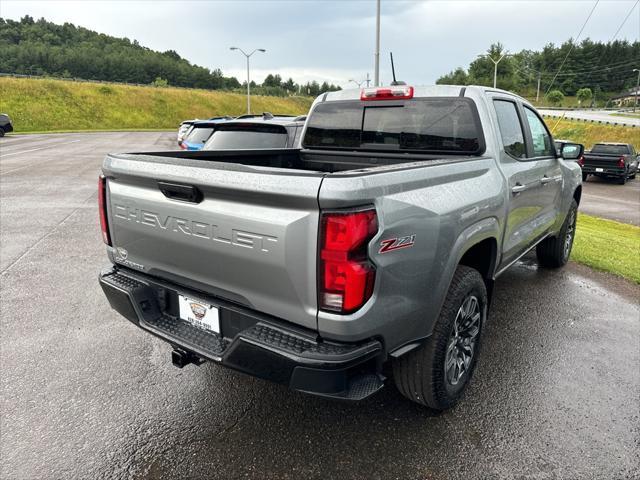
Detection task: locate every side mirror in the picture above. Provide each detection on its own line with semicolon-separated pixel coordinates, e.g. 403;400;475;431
560;142;584;160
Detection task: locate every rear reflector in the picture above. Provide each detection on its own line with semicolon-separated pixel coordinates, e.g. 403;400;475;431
361;86;414;101
98;175;111;246
319;208;378;314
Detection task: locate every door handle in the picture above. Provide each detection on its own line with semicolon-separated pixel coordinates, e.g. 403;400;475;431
540;176;553;185
158;182;203;203
511;183;526;194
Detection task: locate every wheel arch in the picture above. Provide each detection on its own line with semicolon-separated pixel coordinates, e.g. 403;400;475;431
573;185;582;205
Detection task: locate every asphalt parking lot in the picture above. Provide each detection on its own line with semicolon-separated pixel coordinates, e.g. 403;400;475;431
1;132;639;479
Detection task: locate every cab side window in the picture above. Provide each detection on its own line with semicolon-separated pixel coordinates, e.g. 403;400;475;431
493;100;526;159
523;107;555;157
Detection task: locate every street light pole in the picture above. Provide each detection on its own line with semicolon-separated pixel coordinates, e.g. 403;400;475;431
633;69;640;113
230;47;266;114
478;52;511;89
374;0;380;86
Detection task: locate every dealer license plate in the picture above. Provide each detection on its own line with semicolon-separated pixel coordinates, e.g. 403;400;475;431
595;168;604;172
178;295;220;333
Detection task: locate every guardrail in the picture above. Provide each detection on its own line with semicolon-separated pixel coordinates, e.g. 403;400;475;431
541;112;636;127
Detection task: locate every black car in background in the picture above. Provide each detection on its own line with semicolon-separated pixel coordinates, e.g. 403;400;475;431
581;142;639;185
0;113;13;136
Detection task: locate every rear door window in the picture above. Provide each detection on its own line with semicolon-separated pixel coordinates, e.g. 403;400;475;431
493;100;526;159
523;107;555;158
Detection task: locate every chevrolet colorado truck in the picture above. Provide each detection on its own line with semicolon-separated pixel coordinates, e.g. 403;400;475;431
581;142;639;184
99;85;583;410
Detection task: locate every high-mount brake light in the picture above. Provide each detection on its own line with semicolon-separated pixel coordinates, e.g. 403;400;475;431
360;86;414;101
318;208;378;314
98;175;111;246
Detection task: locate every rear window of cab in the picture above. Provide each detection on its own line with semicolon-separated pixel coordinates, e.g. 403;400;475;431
303;97;485;155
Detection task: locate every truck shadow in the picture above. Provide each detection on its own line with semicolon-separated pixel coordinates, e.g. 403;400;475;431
135;257;631;479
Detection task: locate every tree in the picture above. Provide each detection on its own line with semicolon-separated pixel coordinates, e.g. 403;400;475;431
262;74;282;88
151;77;168;87
547;90;564;106
576;87;592;105
436;67;468;85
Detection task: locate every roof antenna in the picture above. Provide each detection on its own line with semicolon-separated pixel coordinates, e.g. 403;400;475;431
389;52;406;86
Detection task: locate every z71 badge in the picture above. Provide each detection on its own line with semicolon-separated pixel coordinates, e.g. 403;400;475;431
378;234;416;254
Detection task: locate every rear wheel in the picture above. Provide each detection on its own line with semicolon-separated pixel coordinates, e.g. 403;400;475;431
0;128;4;137
536;199;577;268
393;265;487;410
581;172;588;182
618;175;627;185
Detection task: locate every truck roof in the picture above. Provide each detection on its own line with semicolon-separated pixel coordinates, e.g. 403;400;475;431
320;85;527;103
220;116;306;127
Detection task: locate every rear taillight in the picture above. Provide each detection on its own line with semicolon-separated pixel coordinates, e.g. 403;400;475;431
98;175;111;246
319;208;378;314
361;86;414;101
578;156;585;167
618;157;625;168
179;142;187;150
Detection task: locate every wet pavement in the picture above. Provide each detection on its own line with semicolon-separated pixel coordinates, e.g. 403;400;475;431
1;132;639;479
580;174;640;226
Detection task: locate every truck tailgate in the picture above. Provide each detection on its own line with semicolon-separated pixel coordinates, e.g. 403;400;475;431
102;153;322;331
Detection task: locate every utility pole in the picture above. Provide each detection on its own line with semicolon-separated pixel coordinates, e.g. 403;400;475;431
536;72;541;103
374;0;380;86
230;47;266;114
633;69;640;113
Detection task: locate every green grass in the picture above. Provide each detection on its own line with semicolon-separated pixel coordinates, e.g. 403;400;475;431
0;77;313;133
572;214;640;284
544;118;640;150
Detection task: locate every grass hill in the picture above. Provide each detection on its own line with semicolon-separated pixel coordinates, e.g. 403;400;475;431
546;117;639;150
0;77;313;133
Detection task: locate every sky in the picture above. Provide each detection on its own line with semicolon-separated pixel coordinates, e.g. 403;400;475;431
1;0;639;87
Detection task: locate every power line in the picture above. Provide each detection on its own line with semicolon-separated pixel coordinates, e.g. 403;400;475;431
515;59;640;78
544;0;600;97
584;0;640;84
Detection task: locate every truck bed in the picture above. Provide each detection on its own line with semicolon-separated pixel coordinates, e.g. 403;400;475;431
135;148;477;173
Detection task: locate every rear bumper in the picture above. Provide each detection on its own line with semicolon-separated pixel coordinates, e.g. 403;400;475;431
582;165;626;176
99;266;385;400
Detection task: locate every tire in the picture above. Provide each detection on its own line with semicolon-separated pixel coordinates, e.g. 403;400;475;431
536;199;578;268
393;265;487;410
0;128;4;138
581;172;588;182
617;175;627;185
631;174;636;180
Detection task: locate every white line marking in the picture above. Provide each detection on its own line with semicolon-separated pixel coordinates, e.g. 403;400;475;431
0;139;81;158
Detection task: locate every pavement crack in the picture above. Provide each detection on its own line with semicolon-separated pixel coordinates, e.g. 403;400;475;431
218;396;256;438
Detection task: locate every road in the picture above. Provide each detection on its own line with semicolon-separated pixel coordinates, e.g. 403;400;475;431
1;132;639;480
580;174;640;225
539;108;640;127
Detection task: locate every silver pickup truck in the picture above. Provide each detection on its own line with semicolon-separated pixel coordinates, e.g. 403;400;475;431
99;85;583;410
